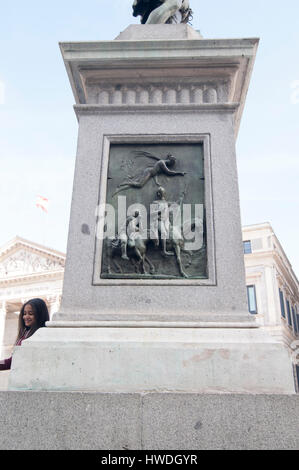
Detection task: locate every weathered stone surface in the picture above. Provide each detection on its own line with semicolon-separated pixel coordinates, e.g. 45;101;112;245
8;327;295;394
0;391;298;450
0;391;141;450
115;24;202;40
142;393;299;450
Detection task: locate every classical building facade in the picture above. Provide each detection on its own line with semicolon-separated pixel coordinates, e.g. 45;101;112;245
1;225;298;390
242;223;299;390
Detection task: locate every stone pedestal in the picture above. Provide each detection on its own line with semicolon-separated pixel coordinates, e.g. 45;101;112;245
55;25;259;326
9;327;295;393
8;25;295;393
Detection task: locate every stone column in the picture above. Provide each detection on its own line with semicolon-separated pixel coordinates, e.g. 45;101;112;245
264;265;281;326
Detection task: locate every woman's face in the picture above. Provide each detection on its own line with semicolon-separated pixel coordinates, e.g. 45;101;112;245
23;304;36;329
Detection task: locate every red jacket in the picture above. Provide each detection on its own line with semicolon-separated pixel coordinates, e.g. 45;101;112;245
0;329;32;371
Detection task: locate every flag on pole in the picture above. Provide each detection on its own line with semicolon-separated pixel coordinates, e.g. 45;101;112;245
36;195;49;213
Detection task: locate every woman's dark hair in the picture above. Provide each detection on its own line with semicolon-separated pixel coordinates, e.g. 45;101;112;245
16;298;49;344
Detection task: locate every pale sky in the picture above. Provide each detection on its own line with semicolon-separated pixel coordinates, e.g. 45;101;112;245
0;0;298;276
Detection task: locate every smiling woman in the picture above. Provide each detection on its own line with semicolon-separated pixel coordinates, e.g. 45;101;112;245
0;298;49;371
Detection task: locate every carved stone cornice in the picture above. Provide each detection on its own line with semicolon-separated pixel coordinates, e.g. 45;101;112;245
74;102;239;118
0;270;64;287
60;32;259;136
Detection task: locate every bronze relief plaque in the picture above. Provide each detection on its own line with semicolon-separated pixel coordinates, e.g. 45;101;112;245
100;143;207;280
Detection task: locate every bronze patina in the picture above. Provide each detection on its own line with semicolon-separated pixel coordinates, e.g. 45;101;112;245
101;144;207;280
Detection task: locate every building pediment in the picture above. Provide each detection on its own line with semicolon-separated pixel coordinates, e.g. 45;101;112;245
0;237;65;281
